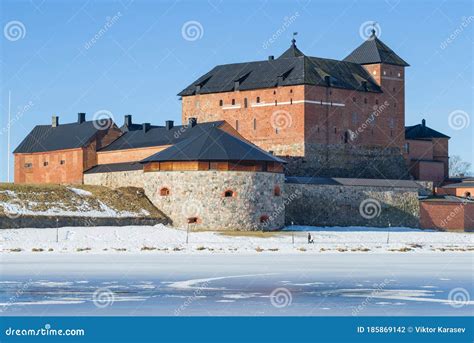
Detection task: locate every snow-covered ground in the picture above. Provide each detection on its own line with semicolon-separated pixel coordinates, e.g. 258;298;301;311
1;224;472;254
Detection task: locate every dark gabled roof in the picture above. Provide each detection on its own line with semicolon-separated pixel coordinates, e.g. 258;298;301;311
100;121;225;151
85;162;143;174
286;176;420;188
178;41;382;96
344;31;409;66
141;126;285;164
14;120;114;154
405;120;450;140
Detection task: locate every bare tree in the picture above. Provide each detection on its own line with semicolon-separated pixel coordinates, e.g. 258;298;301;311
449;155;472;177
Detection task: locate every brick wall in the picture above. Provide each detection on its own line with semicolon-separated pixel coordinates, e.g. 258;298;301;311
420;201;474;231
97;146;170;164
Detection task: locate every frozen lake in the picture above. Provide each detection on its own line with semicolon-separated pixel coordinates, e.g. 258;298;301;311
0;253;472;316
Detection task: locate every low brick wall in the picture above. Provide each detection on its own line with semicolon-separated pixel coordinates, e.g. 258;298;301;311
0;215;168;229
420;201;474;232
284;182;419;227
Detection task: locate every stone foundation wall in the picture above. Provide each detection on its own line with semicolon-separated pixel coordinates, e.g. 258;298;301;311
84;170;144;188
283;144;409;179
284;182;419;227
86;169;285;231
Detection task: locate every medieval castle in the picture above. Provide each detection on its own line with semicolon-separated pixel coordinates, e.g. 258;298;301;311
15;31;470;231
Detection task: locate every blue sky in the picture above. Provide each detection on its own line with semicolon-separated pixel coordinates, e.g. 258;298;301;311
1;0;472;181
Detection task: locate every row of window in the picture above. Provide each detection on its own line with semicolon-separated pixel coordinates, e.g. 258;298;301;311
216;96;397;108
24;160;65;168
159;186;281;197
187;214;270;225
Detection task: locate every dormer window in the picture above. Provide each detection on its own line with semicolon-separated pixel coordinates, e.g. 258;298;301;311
224;190;235;198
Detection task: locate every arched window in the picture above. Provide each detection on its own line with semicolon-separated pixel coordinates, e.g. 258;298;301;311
160;188;170;196
274;186;281;196
224;190;235;198
260;215;269;223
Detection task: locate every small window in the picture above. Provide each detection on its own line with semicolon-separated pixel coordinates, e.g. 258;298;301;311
187;217;199;224
219;100;223;106
253;118;257;130
375;99;379;105
274;186;281;196
260;215;269;223
275;128;279;134
364;98;367;104
397;72;401;77
383;70;386;75
244;98;248;108
352;97;356;102
352;113;358;124
224;190;234;198
231;99;235;105
24;163;32;169
235;120;239;131
393;87;396;92
344;131;349;143
256;96;260;103
273;90;276;95
160;188;170;196
43;161;48;167
290;89;293;93
404;143;410;154
334;127;337;134
465;192;471;198
290;98;293;104
60;160;66;165
274;100;277;106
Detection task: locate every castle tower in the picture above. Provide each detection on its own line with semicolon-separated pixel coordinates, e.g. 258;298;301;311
344;28;409;151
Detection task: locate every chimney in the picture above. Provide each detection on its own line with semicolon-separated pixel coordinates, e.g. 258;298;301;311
422;119;426;127
142;123;150;133
52;115;59;127
188;117;197;128
77;112;86;124
268;56;274;60
124;114;132;127
234;81;240;91
165;120;174;130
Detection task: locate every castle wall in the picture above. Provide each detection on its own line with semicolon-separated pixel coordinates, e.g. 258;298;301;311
284;182;419;227
85;170;285;231
283;144;409;179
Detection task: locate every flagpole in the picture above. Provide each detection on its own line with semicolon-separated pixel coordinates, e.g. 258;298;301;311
7;90;11;182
